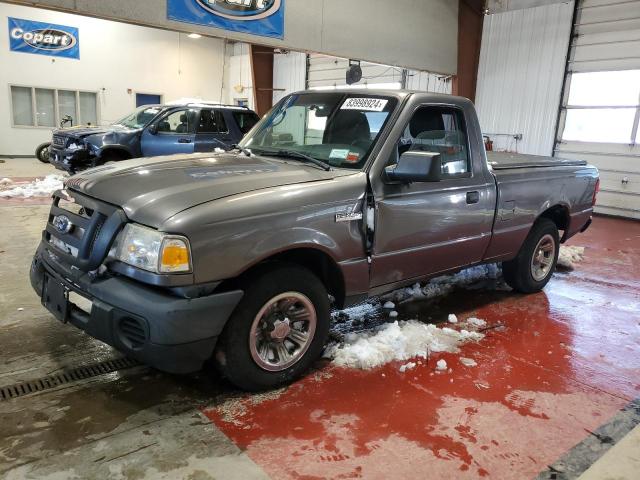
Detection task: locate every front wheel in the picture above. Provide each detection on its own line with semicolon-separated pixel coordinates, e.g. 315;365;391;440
503;218;560;293
35;143;51;163
214;265;330;391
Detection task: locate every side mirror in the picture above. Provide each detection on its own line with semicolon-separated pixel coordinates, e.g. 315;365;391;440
385;151;442;183
147;123;158;135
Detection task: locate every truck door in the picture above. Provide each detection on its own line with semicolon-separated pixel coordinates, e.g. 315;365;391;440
141;108;196;157
369;104;494;288
194;109;235;152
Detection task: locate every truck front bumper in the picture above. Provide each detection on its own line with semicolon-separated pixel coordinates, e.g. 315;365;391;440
30;243;243;374
49;147;93;173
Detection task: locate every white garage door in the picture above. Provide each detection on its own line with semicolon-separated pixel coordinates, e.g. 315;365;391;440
555;0;640;219
306;54;452;94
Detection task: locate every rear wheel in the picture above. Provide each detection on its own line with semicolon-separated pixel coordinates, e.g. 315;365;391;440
214;265;330;391
503;218;559;293
35;143;51;163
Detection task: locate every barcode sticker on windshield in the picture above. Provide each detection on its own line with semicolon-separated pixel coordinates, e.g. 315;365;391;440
341;98;389;112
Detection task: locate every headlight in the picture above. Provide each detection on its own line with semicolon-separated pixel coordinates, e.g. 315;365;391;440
112;224;191;273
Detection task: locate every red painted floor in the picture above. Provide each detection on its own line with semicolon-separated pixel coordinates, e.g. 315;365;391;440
203;216;640;479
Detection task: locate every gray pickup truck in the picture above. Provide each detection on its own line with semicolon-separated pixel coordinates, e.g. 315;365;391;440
30;90;599;390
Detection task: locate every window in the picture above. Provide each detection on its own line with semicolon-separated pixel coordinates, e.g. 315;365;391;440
232;110;259;134
58;90;77;123
242;93;398;169
197;109;228;134
10;86;98;127
11;86;33;126
399;106;470;176
562;70;640;144
157;109;197;134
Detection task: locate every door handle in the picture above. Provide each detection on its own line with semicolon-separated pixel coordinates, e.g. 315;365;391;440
466;191;480;204
178;138;192;144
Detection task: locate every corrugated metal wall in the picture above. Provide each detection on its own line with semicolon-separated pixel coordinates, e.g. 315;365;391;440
272;51;307;105
555;0;640;219
306;53;453;93
475;1;574;155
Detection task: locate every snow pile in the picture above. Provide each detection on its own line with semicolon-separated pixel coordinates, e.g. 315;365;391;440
448;314;458;324
466;317;486;328
557;245;585;270
436;359;448;371
383;263;503;304
326;320;484;370
0;178;12;186
0;174;66;198
459;357;477;367
399;362;416;373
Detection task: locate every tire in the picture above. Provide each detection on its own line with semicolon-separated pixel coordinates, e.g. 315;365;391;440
214;265;330;391
35;143;51;163
502;218;560;293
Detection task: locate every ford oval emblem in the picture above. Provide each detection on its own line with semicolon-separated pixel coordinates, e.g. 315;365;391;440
53;215;73;234
195;0;281;20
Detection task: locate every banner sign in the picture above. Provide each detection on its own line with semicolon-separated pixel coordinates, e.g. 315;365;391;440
168;0;284;39
8;17;80;59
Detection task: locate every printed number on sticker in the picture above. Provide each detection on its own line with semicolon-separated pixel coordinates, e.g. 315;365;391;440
341;98;389;112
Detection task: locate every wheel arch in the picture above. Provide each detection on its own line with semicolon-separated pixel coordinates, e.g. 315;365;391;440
537;203;570;242
221;246;347;309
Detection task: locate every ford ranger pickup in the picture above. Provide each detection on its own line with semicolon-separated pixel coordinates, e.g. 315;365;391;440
30;90;599;391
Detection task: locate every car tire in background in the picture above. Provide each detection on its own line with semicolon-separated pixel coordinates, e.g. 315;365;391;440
35;142;51;163
214;264;330;391
502;218;560;293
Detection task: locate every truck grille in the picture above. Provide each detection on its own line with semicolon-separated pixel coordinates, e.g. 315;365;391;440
45;189;127;272
52;135;66;148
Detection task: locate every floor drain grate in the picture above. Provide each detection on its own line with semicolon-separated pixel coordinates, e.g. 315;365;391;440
0;357;141;401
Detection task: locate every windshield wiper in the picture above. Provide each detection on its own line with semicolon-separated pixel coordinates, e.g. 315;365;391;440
230;144;253;156
255;149;332;171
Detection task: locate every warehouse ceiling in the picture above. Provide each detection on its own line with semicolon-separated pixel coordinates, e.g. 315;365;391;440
1;0;459;74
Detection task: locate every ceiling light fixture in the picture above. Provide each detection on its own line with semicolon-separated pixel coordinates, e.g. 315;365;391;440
188;33;202;39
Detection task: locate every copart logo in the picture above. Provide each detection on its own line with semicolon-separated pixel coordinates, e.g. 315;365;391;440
196;0;281;20
10;27;77;51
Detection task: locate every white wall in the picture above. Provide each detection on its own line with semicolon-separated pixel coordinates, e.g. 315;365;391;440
475;1;574;155
221;42;254;111
0;3;226;156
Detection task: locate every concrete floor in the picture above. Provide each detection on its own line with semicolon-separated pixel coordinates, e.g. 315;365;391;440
1;158;639;479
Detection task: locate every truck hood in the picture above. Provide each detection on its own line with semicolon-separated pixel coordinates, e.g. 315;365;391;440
66;152;352;227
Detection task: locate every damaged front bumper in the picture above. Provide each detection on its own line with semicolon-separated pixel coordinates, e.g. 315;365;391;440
49;147;94;173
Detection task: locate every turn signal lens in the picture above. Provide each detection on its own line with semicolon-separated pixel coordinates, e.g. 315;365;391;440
160;238;191;273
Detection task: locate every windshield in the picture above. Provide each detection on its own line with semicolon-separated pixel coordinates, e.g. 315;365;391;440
113;106;163;129
240;93;398;169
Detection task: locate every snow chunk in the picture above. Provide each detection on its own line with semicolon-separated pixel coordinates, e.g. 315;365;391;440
389;310;398;318
0;178;13;186
557;245;585;270
460;357;477;367
383;301;395;309
0;174;66;198
466;317;486;328
326;320;484;370
448;314;458;324
399;362;416;373
436;359;448;371
384;263;503;304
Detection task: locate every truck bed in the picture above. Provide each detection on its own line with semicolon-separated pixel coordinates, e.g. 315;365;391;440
487;151;587;170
